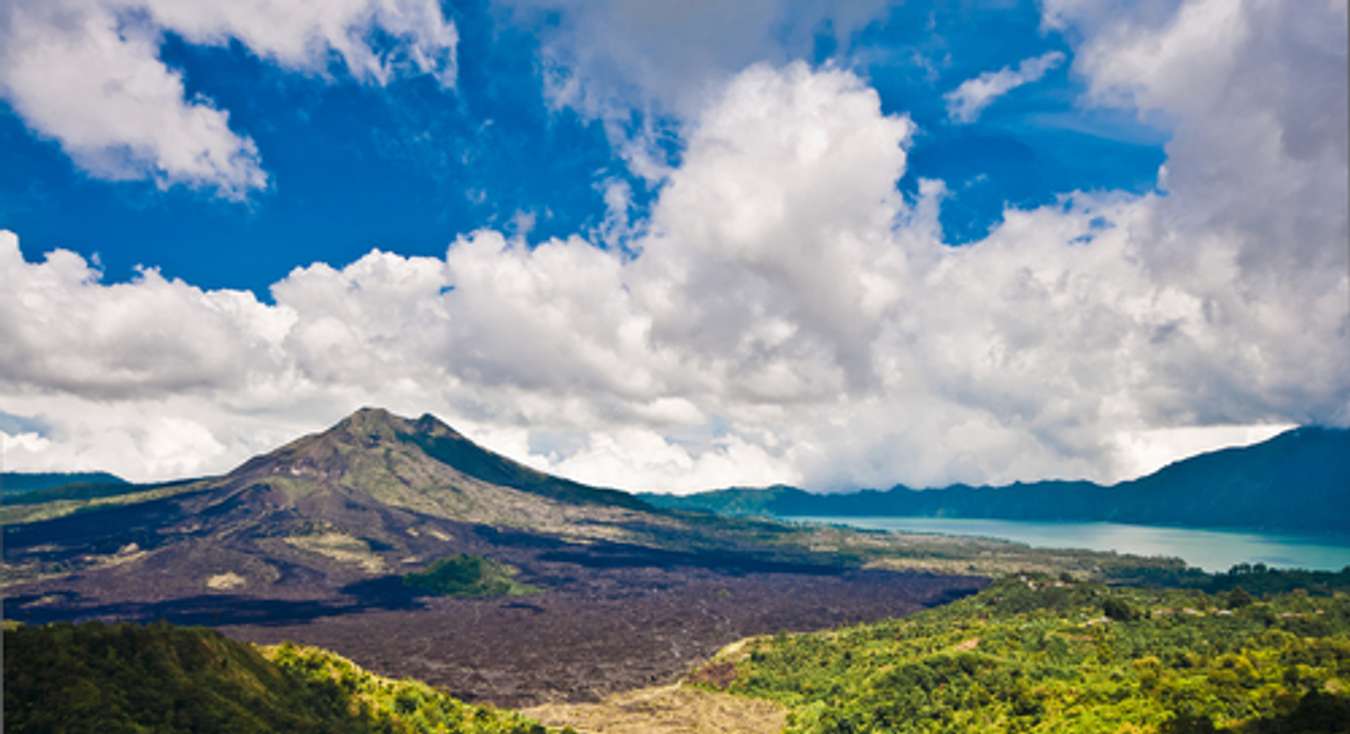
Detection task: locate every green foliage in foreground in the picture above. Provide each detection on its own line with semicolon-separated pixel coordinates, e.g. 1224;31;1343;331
403;554;539;598
706;579;1350;733
3;622;557;734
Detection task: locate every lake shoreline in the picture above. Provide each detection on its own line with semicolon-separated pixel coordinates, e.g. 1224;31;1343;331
784;515;1350;573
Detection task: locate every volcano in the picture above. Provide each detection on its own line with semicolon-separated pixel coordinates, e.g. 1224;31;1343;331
3;407;691;599
1;407;981;705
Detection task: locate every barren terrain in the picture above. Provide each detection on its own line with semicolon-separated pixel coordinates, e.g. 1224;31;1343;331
5;511;980;705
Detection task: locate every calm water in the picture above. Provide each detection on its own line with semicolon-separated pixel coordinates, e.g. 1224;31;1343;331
791;515;1350;572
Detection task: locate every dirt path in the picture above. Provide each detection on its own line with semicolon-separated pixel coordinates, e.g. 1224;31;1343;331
524;682;786;734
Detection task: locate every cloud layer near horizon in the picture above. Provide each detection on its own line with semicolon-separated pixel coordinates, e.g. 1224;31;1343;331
1;0;1345;493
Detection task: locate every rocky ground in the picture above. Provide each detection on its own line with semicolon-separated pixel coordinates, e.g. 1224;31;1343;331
6;515;982;706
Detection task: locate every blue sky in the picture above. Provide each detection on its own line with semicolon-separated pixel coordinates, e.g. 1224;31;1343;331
1;0;1343;492
2;0;1164;296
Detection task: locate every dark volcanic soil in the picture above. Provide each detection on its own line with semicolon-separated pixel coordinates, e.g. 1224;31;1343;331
5;495;984;706
223;568;979;706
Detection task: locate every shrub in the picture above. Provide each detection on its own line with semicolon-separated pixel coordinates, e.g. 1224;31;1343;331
402;554;538;598
1103;596;1141;622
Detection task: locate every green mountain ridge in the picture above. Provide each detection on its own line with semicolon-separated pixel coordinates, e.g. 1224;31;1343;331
644;426;1350;535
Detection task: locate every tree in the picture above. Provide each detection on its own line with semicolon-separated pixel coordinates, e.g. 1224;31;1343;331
1103;597;1141;622
1225;586;1254;609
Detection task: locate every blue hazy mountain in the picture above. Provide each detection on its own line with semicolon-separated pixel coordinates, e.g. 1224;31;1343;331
643;427;1350;535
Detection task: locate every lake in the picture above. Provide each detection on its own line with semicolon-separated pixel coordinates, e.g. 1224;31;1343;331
789;515;1350;572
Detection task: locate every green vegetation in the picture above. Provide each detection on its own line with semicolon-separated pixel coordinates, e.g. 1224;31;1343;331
404;554;539;598
1111;563;1350;596
3;621;558;734
698;577;1350;733
264;643;557;733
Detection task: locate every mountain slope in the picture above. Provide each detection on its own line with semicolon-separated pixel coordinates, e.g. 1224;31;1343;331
644;427;1350;534
229;407;647;512
1112;426;1350;532
219;406;656;535
1;407;686;599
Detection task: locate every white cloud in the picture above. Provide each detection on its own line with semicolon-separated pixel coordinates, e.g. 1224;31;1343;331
497;0;889;177
2;0;1346;493
1109;423;1294;480
944;50;1065;122
1;430;52;464
0;0;457;199
504;0;886;120
135;0;458;86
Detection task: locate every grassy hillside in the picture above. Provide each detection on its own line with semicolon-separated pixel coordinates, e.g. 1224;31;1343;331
697;577;1350;733
3;622;558;734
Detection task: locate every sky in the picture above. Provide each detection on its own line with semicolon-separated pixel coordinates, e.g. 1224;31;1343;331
0;0;1346;493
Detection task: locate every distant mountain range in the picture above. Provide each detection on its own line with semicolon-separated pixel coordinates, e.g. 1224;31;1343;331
643;427;1350;535
8;420;1346;538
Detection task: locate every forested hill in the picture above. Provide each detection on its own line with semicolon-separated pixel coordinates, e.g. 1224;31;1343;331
2;622;554;734
696;576;1350;733
644;426;1350;535
0;471;126;494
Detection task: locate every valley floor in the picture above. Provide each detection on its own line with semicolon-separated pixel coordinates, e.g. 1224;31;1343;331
216;565;979;706
6;523;982;707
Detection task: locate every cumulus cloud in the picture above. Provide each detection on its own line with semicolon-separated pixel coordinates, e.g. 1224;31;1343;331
2;0;1346;493
0;0;457;199
496;0;889;176
944;50;1065;122
1043;0;1349;423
